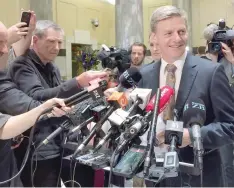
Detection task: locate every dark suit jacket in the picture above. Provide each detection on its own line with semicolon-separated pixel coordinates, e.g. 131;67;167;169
138;53;234;187
8;49;82;160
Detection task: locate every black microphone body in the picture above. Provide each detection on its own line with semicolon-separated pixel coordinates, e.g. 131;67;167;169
93;97;145;154
68;104;107;140
37;119;71;149
144;88;161;176
43;81;107;114
68;116;94;140
183;98;206;171
191;123;203;170
93;126;119;153
116;111;152;153
72;105;116;158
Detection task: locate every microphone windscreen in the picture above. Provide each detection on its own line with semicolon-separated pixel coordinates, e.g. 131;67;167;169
119;67;142;89
145;86;174;112
67;97;107;126
183;98;206;127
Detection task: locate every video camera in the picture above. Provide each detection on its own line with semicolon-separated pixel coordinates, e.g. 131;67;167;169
97;44;131;74
208;19;234;53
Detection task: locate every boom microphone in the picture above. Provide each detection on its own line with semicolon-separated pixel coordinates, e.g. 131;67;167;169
43;80;107;114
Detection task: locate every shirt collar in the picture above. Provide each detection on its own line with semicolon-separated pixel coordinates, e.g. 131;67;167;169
161;50;187;73
29;49;53;70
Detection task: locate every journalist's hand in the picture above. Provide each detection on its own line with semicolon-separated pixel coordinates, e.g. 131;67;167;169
76;70;109;87
221;42;234;64
42;98;71;117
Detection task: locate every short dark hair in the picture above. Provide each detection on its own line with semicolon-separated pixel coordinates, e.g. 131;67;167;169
128;42;147;56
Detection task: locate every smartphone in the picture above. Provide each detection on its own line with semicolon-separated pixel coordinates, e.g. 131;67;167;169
21;12;31;27
113;145;146;178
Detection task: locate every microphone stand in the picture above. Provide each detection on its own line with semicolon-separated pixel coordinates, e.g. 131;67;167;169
143;88;161;176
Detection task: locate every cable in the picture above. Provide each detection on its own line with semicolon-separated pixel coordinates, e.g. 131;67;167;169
30;149;38;187
63;180;81;187
108;148;118;187
69;160;73;187
72;161;77;188
56;137;67;187
0;111;45;185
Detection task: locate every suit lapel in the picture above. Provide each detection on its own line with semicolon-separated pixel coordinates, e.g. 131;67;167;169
175;53;198;117
150;60;161;96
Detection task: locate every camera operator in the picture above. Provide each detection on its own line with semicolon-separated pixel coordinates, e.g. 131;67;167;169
129;42;147;69
203;22;234;187
0;21;72;187
203;22;234;85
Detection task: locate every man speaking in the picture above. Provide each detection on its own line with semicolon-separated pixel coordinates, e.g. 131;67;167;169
138;5;234;187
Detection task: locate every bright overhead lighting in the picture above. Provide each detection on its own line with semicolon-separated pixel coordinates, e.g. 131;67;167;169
105;0;115;5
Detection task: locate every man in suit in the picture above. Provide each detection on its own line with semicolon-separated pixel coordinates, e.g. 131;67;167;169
138;5;234;187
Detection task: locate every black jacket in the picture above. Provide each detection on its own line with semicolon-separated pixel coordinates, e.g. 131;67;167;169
8;50;82;160
0;70;41;186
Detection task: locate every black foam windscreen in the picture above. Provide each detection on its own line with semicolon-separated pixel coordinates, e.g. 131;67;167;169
119;67;142;89
183;98;206;127
67;97;107;126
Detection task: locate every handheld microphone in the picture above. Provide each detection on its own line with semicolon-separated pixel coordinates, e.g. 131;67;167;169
36;118;73;149
43;80;107;114
71;92;128;158
183;98;206;171
145;86;174;113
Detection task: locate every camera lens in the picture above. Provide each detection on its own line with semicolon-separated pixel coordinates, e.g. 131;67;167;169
213;44;221;52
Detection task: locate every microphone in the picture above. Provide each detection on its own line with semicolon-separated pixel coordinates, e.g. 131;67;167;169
183;98;206;171
43;80;107;114
115;112;152;153
116;67;142;91
163;118;184;176
67;105;107;140
143;88;161;176
145;86;174;113
36;118;73;149
129;88;152;110
93;125;119;153
108;88;152;127
71;92;128;158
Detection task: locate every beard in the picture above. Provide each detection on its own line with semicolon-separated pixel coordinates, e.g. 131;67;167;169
132;59;144;66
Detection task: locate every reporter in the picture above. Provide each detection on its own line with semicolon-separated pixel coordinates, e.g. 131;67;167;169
0;98;69;140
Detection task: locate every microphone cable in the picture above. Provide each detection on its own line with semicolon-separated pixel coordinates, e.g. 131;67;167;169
0;109;50;185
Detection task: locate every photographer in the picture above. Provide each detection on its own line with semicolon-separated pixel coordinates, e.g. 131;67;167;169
203;22;234;86
202;22;234;187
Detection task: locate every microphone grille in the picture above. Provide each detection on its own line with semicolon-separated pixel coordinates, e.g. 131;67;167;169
183;98;206;127
119;67;142;89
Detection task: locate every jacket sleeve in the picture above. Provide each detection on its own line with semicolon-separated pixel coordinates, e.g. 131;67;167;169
200;64;234;149
9;58;82;101
0;82;42;115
